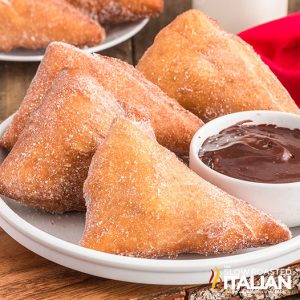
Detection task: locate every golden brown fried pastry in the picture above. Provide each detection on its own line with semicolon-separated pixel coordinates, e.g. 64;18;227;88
0;0;105;52
81;117;291;257
0;42;202;155
0;68;123;213
68;0;164;24
137;10;299;123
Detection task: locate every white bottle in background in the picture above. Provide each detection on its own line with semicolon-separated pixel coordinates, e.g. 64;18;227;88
192;0;288;34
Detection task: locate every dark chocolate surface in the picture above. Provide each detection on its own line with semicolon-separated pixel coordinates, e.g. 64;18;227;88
199;123;300;183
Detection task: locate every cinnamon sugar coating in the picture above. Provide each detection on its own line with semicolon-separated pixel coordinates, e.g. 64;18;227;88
81;118;291;258
0;0;105;52
137;10;299;123
0;42;202;155
0;69;123;213
67;0;164;24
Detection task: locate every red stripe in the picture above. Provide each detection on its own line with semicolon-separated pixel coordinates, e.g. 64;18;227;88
209;269;214;284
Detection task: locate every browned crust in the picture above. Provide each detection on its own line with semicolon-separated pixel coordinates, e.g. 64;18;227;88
137;10;299;123
0;42;202;155
81;117;291;257
0;68;123;213
68;0;164;24
0;0;105;52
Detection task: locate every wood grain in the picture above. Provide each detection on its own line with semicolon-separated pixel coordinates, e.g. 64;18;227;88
1;1;300;299
0;62;38;122
101;40;133;64
289;0;300;13
2;228;300;300
0;229;190;300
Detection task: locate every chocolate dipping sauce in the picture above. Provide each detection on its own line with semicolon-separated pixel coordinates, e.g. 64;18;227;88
199;123;300;183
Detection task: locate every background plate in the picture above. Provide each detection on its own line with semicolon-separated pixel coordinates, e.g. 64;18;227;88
0;115;300;285
0;19;149;62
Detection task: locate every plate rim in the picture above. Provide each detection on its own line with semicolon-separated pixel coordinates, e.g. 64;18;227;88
0;18;149;62
0;115;300;279
1;197;300;272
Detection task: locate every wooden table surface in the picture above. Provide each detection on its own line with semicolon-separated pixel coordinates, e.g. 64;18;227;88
1;1;300;299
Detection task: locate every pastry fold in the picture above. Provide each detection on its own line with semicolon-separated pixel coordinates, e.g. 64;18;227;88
81;117;291;257
0;68;123;213
0;42;202;155
137;10;299;123
0;0;105;52
68;0;164;24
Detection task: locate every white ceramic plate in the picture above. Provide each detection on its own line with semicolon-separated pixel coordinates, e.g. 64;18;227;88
0;19;149;62
0;115;300;285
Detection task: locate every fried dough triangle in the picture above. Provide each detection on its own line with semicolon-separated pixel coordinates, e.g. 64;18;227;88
0;42;202;155
68;0;164;24
0;68;123;213
137;10;299;123
81;118;291;257
0;0;105;52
